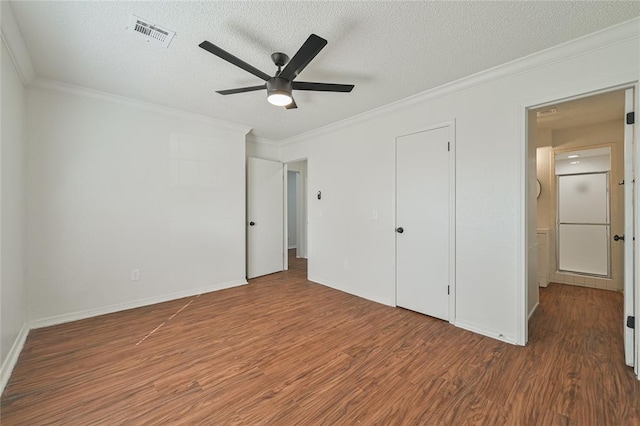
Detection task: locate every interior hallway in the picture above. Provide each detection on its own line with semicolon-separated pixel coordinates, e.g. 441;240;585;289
1;253;638;424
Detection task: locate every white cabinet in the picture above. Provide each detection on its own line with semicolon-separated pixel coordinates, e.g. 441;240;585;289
537;229;550;288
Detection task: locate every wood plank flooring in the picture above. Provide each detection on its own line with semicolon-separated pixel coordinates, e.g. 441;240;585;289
2;252;639;424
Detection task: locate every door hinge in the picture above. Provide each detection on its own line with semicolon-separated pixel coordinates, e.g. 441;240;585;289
627;316;635;329
447;142;450;152
627;112;635;125
447;285;450;295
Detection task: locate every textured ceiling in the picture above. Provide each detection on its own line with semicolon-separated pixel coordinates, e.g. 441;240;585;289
9;1;640;141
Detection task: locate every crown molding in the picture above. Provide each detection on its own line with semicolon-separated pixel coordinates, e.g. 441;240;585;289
29;78;252;135
0;1;36;84
246;133;279;146
0;1;248;135
278;17;640;147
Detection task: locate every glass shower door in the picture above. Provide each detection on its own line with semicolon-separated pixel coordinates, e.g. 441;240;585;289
557;172;610;277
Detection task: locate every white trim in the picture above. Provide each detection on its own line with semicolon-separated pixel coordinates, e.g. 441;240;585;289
634;85;640;379
522;82;639;118
517;102;528;346
395;120;452;140
28;78;252;135
448;121;457;324
528;301;540;320
0;2;36;84
624;87;636;368
278;18;640;147
454;320;517;345
29;280;247;330
246;134;280;147
296;168;304;259
0;324;29;394
283;163;289;272
308;275;395;307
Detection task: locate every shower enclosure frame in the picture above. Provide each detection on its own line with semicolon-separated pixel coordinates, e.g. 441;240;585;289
555;170;611;278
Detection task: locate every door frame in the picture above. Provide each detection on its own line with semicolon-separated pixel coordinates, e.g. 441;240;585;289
519;82;639;357
283;157;309;271
394;119;456;324
286;169;301;251
283;162;289;271
624;87;637;370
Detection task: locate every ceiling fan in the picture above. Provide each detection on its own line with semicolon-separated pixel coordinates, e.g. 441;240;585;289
198;34;354;109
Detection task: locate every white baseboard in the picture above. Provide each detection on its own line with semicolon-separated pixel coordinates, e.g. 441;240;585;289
528;301;540;320
29;279;248;329
288;245;297;249
454;319;517;345
307;275;395;307
1;323;29;395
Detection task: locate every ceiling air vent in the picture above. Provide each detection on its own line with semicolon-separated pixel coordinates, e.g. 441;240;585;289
536;107;557;117
127;15;175;48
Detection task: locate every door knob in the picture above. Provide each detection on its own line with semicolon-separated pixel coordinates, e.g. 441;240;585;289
614;234;624;241
249;221;256;226
396;227;404;233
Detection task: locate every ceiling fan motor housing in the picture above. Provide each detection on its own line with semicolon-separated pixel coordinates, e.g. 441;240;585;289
266;77;293;97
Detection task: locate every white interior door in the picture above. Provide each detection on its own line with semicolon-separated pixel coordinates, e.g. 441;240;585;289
247;157;284;279
396;126;451;320
623;87;636;368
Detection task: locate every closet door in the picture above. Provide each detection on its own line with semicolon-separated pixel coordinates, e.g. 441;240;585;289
396;126;451;320
247;157;284;279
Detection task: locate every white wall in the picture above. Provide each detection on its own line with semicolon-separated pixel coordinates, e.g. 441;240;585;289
281;24;639;343
246;136;280;161
1;39;28;384
26;88;249;325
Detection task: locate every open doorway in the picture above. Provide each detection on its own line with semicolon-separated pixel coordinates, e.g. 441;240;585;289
285;159;308;270
287;170;300;252
526;87;637;373
535;91;625;291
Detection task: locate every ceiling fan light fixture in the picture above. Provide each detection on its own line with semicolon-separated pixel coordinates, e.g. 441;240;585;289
266;78;293;106
267;92;293;106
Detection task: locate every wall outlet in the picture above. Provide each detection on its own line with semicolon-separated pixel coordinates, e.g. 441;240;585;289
343;261;349;271
131;269;140;281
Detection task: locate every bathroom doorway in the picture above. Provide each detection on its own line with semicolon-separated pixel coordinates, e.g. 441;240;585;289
535;93;625;291
528;86;637;370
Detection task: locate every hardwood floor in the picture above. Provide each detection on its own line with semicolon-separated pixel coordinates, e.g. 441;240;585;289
2;252;639;424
